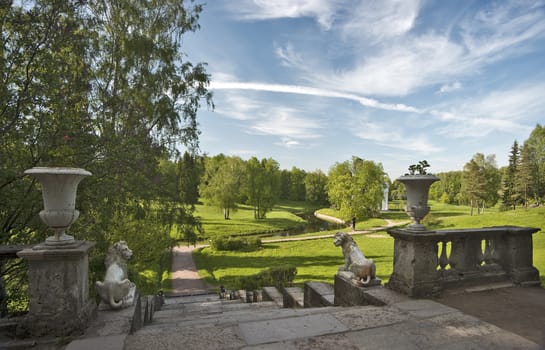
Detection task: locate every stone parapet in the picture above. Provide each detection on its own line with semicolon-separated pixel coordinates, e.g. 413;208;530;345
386;226;541;297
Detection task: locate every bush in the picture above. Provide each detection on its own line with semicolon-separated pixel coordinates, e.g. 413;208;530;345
211;237;262;251
234;266;297;290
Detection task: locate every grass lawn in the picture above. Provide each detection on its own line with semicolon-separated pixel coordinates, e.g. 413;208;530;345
194;202;545;290
194;201;312;239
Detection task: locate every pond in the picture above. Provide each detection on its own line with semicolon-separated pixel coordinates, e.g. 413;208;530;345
271;213;346;237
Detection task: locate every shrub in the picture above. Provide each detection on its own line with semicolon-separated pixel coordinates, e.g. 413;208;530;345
211;237;262;251
234;266;297;290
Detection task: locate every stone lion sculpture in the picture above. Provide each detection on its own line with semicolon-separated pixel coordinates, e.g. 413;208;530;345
333;232;376;286
96;240;136;309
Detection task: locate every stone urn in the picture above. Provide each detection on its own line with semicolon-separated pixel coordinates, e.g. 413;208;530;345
24;167;91;247
397;175;439;231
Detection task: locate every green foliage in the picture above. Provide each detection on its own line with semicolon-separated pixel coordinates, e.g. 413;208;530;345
327;156;387;221
525;124;545;200
244;157;280;219
462;153;501;215
1;0;211;311
199;155;245;219
502;141;520;210
211;237;262;251
406;160;431;175
305;169;329;204
234;266;297;290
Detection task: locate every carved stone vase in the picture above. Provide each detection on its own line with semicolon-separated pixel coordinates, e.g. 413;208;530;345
24;167;91;247
397;175;439;231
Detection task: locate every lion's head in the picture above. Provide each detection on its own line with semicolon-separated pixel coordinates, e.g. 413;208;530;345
105;240;133;267
333;232;355;247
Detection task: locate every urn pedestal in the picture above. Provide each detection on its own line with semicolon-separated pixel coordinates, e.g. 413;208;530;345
17;167;96;336
397;175;439;231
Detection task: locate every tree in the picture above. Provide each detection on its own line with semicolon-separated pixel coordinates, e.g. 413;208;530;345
429;171;463;205
525;124;545;201
501;141;520;209
462;153;500;215
326;157;386;222
304;170;328;204
199;156;244;219
516;142;535;207
288;167;307;201
0;0;212;305
244;157;280;219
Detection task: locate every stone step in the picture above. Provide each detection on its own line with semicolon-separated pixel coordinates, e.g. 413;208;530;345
283;286;304;308
262;286;284;307
304;281;335;307
137;303;339;334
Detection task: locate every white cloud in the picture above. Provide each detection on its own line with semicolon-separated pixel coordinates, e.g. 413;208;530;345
438;81;462;94
460;1;545;62
341;0;421;43
225;0;341;29
278;2;545;97
250;106;322;140
432;82;545;138
353;120;443;154
210;81;420;112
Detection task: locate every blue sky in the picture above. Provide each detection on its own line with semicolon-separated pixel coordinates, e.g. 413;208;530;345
183;0;545;179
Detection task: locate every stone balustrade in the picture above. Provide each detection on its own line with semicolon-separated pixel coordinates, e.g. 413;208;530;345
386;226;541;297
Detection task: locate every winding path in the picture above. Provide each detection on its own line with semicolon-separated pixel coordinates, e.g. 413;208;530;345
170;245;209;296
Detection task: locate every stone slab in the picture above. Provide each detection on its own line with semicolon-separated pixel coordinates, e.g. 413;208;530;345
283;287;304;308
304;282;334;307
392;299;458;318
125;324;246;350
65;334;126;350
333;305;410;330
262;287;283;307
238;313;348;345
363;286;410;306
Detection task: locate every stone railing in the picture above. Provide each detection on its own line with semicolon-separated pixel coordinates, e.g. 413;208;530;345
386;226;541;297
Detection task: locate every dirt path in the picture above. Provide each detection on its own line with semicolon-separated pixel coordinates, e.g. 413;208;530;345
170;245;209;296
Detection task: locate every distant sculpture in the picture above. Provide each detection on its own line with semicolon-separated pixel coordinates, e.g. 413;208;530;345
333;232;376;286
96;241;136;309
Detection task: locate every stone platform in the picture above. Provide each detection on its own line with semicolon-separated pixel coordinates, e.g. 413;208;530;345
122;287;543;350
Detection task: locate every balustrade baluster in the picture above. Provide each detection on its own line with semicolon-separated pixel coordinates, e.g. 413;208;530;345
438;241;448;270
477;239;485;266
483;239;492;264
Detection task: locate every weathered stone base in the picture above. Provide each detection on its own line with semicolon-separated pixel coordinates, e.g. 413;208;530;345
16;242;96;337
334;274;383;306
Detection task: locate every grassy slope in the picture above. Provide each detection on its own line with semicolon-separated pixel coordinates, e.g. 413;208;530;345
194;201;308;239
194;202;545;289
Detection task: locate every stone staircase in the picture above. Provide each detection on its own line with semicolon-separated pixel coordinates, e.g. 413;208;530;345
4;282;543;349
120;283;542;350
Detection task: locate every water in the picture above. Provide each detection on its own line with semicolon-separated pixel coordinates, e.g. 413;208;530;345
272;213;346;237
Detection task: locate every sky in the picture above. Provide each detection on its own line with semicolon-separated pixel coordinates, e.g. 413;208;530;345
183;0;545;179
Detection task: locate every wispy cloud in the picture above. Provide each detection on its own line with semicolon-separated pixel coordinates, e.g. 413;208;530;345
224;0;342;29
249;106;323;140
353;119;444;154
210;81;420;112
438;81;462;94
340;0;422;43
266;1;545;97
433;82;545;137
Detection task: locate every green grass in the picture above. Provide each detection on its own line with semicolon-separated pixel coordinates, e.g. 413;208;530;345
193;232;393;289
195;202;307;239
194;203;545;290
